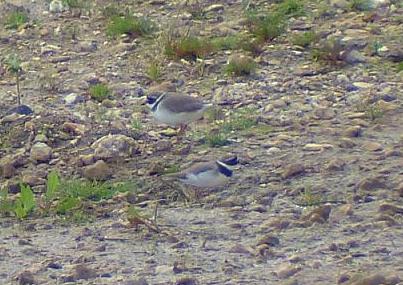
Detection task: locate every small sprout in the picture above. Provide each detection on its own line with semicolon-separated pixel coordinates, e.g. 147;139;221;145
246;11;287;42
106;16;155;38
210;35;241;50
5;11;28;30
4;54;23;105
131;117;143;134
204;130;230;147
397;62;403;73
163;164;181;174
146;60;163;82
291;31;318;48
225;54;256;76
89;83;111;102
370;40;383;56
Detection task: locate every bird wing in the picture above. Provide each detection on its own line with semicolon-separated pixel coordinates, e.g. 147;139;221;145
162;95;205;113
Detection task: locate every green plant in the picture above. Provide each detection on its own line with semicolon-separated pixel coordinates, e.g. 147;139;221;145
222;107;258;132
397;62;403;72
225;55;256;76
14;184;36;219
0;188;13;216
131;117;143;135
246;11;287;42
204;131;230;147
4;54;22;105
276;0;305;17
89;83;111;102
164;35;212;60
5;11;28;30
349;0;373;11
163;164;181;174
45;170;60;202
146;60;163;81
370;40;383;56
211;35;242;50
291;31;318;47
297;187;322;206
106;16;155;38
62;0;90;9
101;4;122;18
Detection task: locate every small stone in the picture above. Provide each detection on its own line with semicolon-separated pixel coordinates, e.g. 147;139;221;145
148;81;176;93
339;204;354;216
124;278;149;285
78;154;95;166
338;273;350;284
353;82;373;89
275;263;301;279
92;134;138;161
175;277;197;285
49;0;65;13
377;100;399;112
303;205;331;224
343;126;362;138
22;174;46;187
325;158;345;171
62;122;86;135
228;244;254;255
6;105;34;116
358;177;386;191
17;271;36;285
83;160;111;181
363;142;383;151
64;93;85;105
30;143;52;163
345;50;367;64
282;163;305;179
204;4;224;13
314;107;336;120
0;161;16;178
73;264;97;280
338;138;357;148
330;0;349;8
378;203;403;215
348;273;386;285
257;235;280;247
303;143;333;151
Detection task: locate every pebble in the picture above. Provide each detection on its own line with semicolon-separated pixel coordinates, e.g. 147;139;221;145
92;134;138;161
0;161;16;178
17;271;36;285
343;126;362;138
257;235;280;247
358;177;386;191
282;163;305;179
72;264;98;280
325;158;345;171
175;277;198;285
83;160;111;181
275;263;302;279
30;143;52;163
363;142;383;151
303;205;332;224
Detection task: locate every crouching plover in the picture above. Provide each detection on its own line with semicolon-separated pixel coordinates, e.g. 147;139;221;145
172;156;239;188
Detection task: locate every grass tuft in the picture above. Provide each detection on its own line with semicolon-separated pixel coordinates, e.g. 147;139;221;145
164;35;212;60
107;16;155;38
225;55;256;76
89;83;111;102
246;11;287;42
276;0;305;17
349;0;374;11
5;11;28;30
291;31;318;48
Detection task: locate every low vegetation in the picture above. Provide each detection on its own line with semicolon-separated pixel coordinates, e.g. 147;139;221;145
89;83;111;102
225;55;256;76
276;0;305;17
163;34;212;60
146;60;163;82
291;31;318;48
349;0;374;11
4;54;23;105
0;171;137;223
311;38;347;65
5;11;28;30
106;15;155;38
246;11;287;42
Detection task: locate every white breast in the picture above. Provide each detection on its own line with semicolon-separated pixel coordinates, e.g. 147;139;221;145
180;170;228;187
153;105;206;126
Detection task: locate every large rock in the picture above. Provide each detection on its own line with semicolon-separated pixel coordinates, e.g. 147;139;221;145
91;134;138;161
30;143;52;163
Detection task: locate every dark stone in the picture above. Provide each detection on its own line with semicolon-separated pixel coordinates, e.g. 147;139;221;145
6;105;33;116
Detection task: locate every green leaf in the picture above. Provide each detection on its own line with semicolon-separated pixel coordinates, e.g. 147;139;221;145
14;200;27;219
46;170;60;201
20;183;35;214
